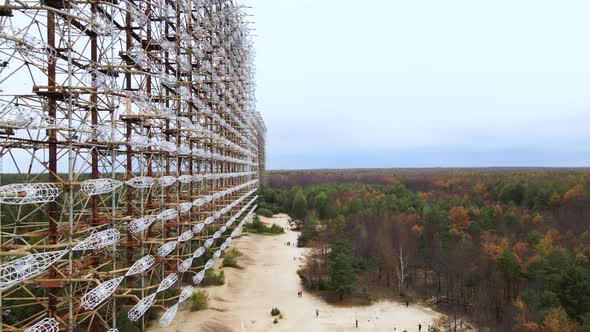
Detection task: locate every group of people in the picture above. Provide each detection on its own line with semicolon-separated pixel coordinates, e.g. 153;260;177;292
415;323;437;331
419;323;436;331
310;306;431;331
312;308;431;331
348;321;430;330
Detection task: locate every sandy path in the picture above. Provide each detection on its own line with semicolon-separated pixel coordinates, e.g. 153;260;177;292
150;214;441;332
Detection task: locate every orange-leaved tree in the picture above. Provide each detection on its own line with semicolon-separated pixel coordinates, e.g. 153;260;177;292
448;206;470;230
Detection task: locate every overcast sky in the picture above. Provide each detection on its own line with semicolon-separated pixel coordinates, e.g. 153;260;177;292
242;0;590;170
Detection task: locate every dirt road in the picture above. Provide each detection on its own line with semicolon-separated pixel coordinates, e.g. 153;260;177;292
150;213;440;332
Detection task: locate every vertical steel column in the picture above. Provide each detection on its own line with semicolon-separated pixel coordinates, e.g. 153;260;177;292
46;10;59;322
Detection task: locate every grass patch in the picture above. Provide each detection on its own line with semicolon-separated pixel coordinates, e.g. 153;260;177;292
245;215;284;234
256;208;274;217
222;248;241;268
190;290;209;311
201;269;225;286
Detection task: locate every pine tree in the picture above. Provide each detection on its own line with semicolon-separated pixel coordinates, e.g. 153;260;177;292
328;239;358;301
291;189;308;221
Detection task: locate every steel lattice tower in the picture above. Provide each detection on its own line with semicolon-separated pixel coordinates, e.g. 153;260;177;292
0;0;264;331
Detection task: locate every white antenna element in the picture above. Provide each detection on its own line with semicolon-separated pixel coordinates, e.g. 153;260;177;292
178;257;193;273
177;175;193;184
192;223;205;234
81;276;124;310
128;217;156;234
157;209;178;221
176;117;192;128
204;259;215;270
213;230;222;239
0;250;68;290
78;125;114;143
203;238;215;248
159;176;177;187
127;45;150;69
23;317;60;332
179;285;193;303
83;69;116;90
178;145;191;155
157;273;179;293
204;238;214;248
14;33;58;65
193;270;205;285
193;247;206;258
177;202;193;213
0;183;60;205
192;198;205;207
81;179;123;196
212;250;222;261
159;303;178;328
157;241;178;257
72;229;120;251
178;230;194;242
161;74;176;89
126;255;155;276
157;106;175;119
129;135;150;149
231;227;241;238
156;141;176;153
178;55;192;72
125;177;155;189
128;293;156;321
0;104;46;128
125;1;149;28
224;237;232;247
178;86;190;99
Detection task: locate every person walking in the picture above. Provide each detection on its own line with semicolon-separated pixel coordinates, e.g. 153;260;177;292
316;309;319;317
355;319;358;328
418;323;422;331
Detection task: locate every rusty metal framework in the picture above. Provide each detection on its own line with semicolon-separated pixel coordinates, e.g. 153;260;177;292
0;0;265;331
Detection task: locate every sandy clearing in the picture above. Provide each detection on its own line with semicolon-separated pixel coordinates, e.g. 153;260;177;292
150;213;441;332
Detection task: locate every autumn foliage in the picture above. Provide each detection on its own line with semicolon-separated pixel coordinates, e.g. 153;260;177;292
262;168;590;330
448;206;470;230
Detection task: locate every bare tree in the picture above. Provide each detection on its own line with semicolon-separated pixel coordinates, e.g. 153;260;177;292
395;244;410;296
392;216;414;296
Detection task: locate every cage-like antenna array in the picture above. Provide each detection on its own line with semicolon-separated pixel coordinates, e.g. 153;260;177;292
0;0;265;330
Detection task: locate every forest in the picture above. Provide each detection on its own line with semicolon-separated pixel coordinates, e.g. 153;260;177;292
258;168;590;331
